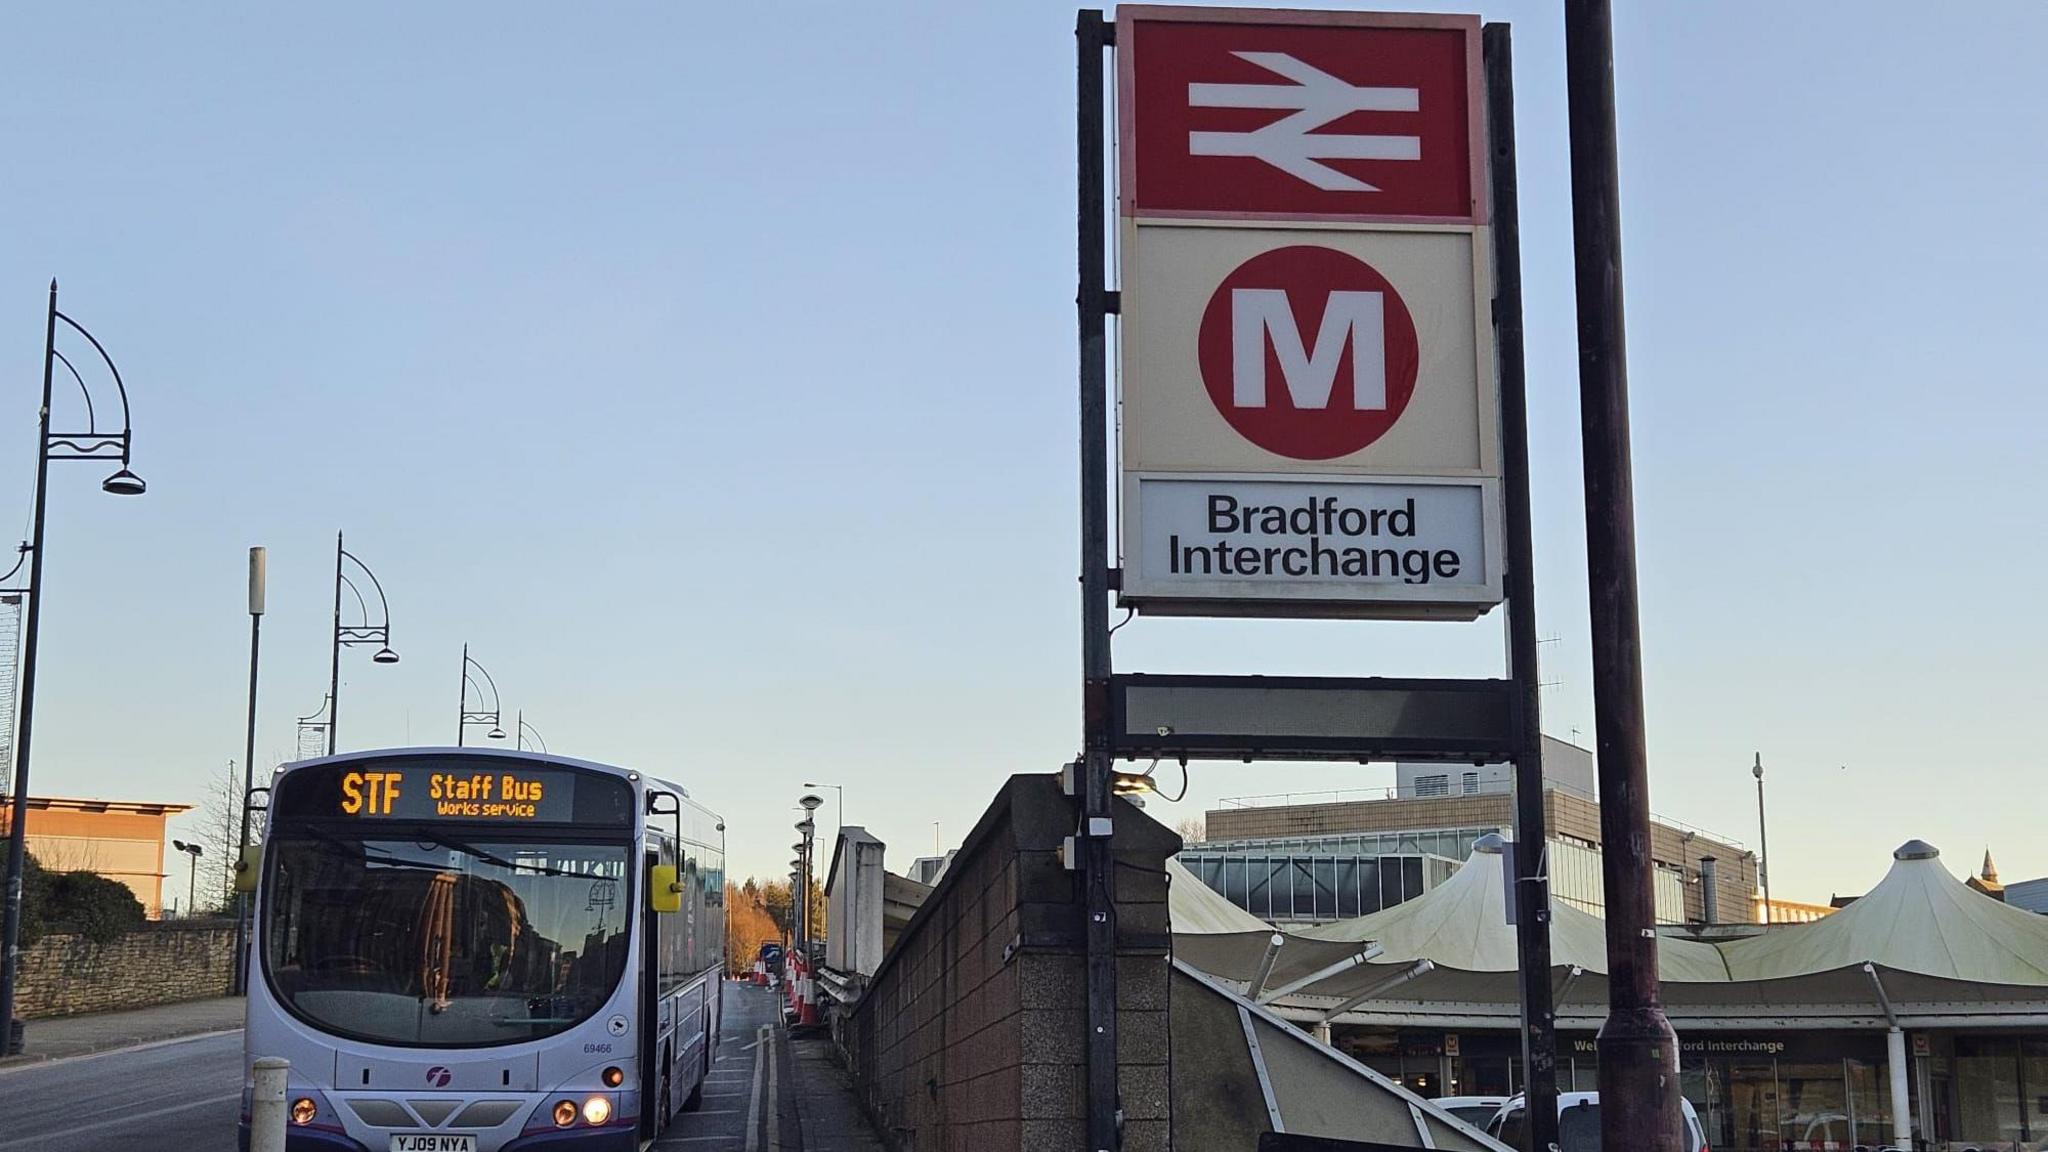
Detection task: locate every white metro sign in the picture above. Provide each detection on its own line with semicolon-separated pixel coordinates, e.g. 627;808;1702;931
1230;288;1387;412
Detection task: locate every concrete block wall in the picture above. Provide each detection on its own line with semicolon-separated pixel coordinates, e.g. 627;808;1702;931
15;920;236;1018
843;774;1177;1152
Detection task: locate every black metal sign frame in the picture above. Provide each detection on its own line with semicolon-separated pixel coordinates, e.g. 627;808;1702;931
1075;13;1558;1151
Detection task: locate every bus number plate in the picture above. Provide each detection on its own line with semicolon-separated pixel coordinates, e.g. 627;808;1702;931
391;1137;476;1152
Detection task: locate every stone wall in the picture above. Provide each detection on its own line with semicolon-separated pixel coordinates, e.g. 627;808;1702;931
15;920;236;1019
840;774;1177;1152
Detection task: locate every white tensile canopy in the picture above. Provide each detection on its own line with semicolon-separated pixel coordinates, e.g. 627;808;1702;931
1169;835;2048;1012
1716;839;2048;986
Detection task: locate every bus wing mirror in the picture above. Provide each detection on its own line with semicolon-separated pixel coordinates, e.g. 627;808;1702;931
233;845;263;895
649;863;683;914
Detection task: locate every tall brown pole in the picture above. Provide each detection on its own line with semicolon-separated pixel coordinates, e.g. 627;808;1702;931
1563;2;1682;1148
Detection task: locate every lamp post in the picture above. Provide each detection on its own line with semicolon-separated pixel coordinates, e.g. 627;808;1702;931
456;645;505;746
231;547;266;994
171;840;203;917
515;711;546;754
802;782;843;838
327;535;399;754
0;282;148;1054
797;793;822;967
1753;753;1772;925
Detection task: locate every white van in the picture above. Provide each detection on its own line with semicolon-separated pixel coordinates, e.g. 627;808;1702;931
1431;1095;1510;1130
1487;1091;1709;1152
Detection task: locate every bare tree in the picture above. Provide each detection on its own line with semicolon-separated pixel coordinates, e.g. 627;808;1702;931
197;760;242;912
1175;816;1206;846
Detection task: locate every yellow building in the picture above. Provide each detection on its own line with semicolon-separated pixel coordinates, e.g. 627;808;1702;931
0;796;193;918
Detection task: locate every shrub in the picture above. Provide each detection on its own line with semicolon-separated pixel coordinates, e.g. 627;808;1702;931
43;869;145;944
15;849;50;949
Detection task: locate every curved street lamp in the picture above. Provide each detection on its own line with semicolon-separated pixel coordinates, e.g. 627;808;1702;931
515;711;547;754
328;534;399;754
1;283;149;1051
458;644;505;746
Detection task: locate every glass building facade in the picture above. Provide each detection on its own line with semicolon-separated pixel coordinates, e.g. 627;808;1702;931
1335;1024;2048;1151
1179;828;1490;922
1181;827;1689;924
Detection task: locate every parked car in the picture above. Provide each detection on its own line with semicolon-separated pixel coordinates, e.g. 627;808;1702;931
1432;1096;1510;1130
1487;1091;1709;1152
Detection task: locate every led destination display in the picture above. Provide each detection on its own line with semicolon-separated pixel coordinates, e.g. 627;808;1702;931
337;766;574;822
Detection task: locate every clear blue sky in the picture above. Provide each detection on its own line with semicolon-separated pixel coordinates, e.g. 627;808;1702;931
3;2;2042;904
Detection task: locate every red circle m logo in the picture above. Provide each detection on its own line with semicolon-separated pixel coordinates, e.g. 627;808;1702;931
1198;245;1420;461
425;1066;452;1087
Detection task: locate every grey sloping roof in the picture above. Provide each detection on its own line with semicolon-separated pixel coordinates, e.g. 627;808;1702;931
1172;960;1512;1152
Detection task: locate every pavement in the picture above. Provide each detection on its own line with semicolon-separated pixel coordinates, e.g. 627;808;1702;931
0;984;887;1151
656;981;887;1151
0;995;245;1067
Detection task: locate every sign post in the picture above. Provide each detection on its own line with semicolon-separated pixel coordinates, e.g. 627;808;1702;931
1078;8;1557;1150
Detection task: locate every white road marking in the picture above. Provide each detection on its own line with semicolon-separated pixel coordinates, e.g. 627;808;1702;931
0;1028;240;1077
765;1026;780;1152
744;1026;766;1152
0;1092;238;1148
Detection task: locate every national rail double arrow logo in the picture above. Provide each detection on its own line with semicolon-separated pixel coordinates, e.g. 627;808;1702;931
1187;52;1420;193
1128;17;1476;219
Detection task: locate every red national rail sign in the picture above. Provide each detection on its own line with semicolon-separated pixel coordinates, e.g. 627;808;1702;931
1119;7;1484;222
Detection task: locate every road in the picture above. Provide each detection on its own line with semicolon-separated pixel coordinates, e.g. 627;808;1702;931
0;1030;242;1151
0;982;789;1152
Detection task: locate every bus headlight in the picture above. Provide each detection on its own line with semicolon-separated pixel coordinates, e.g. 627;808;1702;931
290;1098;317;1126
601;1066;624;1087
582;1096;612;1126
553;1100;577;1128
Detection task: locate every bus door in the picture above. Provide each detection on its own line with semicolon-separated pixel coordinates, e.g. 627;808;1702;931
639;838;667;1140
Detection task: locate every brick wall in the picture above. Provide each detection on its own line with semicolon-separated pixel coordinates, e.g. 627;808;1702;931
841;775;1177;1152
15;920;236;1019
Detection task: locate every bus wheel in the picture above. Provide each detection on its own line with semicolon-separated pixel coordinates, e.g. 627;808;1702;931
681;1065;705;1112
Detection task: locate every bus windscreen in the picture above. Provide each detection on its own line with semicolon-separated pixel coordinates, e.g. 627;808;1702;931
263;831;632;1046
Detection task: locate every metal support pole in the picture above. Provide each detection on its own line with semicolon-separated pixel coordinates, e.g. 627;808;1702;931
1245;934;1285;1002
1077;11;1119;1150
232;546;264;995
456;643;468;747
326;533;342;756
1887;1026;1911;1149
1754;753;1772;923
1258;946;1383;1006
1485;25;1561;1152
0;282;61;1052
1563;3;1682;1148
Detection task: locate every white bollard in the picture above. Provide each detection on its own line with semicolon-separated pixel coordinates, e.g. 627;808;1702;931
250;1056;290;1152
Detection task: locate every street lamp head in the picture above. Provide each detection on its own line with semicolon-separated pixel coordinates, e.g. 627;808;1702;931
100;468;146;496
488;726;507;741
372;646;400;665
799;794;824;811
796;818;815;834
